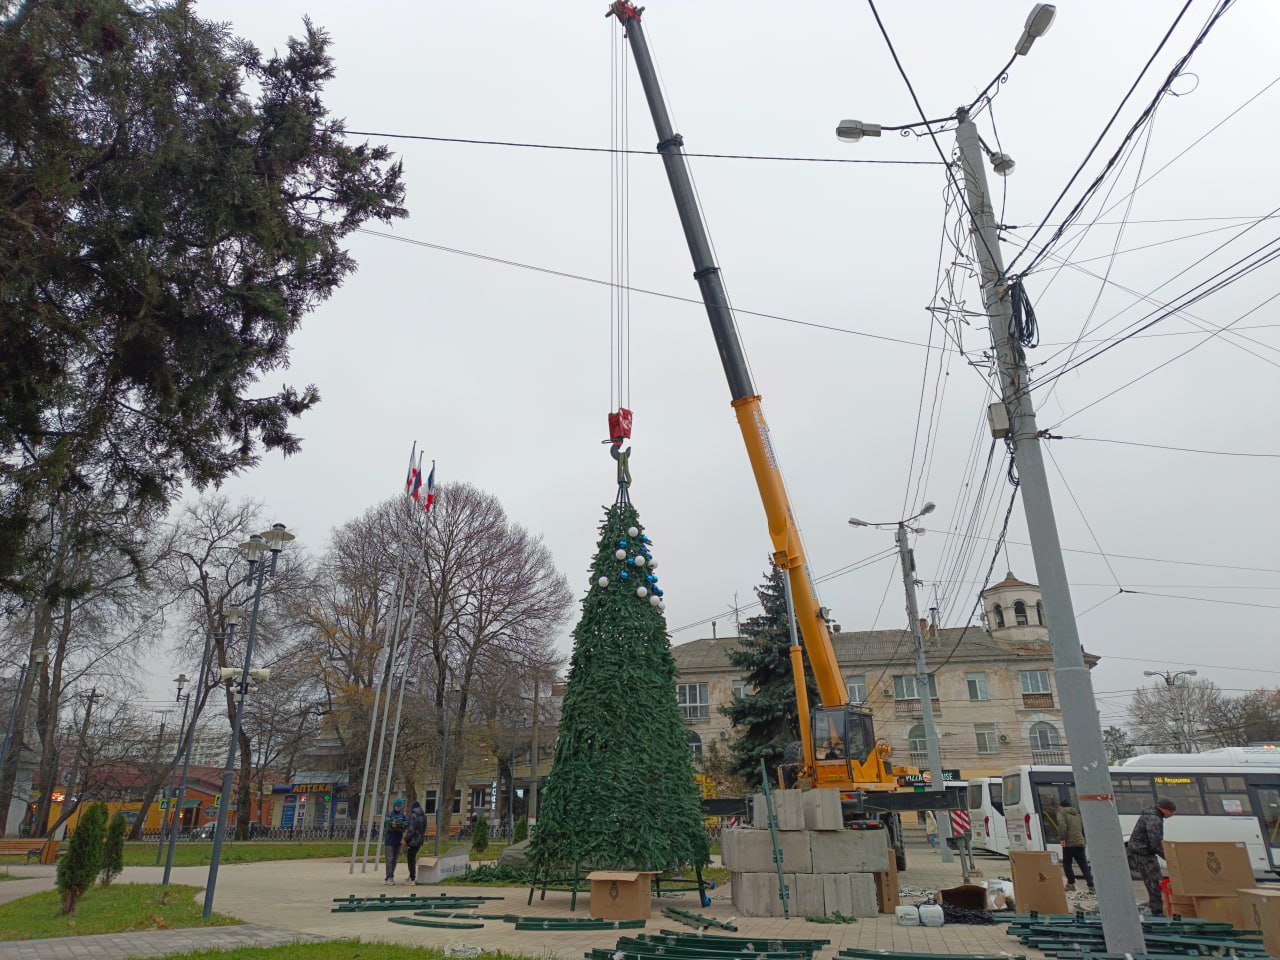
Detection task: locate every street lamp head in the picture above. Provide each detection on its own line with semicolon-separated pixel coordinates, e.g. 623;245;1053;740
988;152;1016;177
248;668;271;683
836;119;882;143
1143;671;1159;677
239;533;269;561
848;517;870;527
1183;669;1198;677
219;667;241;683
260;523;295;551
920;502;936;516
174;673;190;690
1015;3;1056;56
222;607;245;627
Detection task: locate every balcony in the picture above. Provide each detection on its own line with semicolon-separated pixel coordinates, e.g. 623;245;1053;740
680;704;710;722
1032;749;1066;764
1021;693;1055;710
895;699;941;717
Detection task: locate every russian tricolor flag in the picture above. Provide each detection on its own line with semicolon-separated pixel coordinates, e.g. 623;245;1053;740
411;452;424;502
423;461;436;513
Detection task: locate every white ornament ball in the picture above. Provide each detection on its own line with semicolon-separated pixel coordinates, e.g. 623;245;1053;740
628;526;639;538
648;559;657;570
634;556;646;567
636;586;648;598
649;595;661;607
598;576;609;588
614;548;627;561
658;600;666;611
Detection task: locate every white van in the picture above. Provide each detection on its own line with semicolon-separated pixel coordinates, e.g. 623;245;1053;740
967;777;1009;856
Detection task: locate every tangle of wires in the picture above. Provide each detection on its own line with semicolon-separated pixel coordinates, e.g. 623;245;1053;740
1011;0;1238;277
1008;277;1039;355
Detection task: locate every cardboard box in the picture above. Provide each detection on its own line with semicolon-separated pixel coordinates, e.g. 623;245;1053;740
1191;894;1243;929
1009;850;1069;916
1167;892;1197;918
587;871;655;921
1165;840;1254;897
874;856;900;914
1239;888;1280;955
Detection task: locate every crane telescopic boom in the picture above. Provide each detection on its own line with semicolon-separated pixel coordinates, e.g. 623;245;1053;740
608;1;895;791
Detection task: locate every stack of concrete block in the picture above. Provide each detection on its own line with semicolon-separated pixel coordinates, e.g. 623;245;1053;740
724;789;888;918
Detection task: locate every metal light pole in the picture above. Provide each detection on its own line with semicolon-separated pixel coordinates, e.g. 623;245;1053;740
164;616;234;887
835;6;1144;950
434;669;453;857
203;524;292;919
850;504;953;864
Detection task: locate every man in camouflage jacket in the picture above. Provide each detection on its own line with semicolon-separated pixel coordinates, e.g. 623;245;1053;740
1126;798;1176;915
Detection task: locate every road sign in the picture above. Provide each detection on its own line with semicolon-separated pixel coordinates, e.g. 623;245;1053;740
950;809;972;835
159;799;169;811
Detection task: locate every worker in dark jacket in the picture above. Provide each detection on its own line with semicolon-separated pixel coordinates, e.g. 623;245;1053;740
1127;798;1176;915
1056;799;1094;893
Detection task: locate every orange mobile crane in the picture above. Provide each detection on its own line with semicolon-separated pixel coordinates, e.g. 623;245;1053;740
608;2;961;862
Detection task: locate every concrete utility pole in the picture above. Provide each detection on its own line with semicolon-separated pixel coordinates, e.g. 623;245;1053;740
956;109;1145;952
896;525;953;864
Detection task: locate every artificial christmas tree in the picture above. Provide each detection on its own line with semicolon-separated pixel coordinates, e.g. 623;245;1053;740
529;497;709;879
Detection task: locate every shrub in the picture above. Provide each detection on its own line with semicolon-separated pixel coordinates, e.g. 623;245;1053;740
56;802;108;914
471;816;489;853
513;817;528;844
101;812;127;886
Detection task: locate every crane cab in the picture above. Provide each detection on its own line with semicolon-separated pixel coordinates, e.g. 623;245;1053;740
810;704;897;791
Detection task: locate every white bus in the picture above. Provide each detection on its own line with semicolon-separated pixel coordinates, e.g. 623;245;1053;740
1002;747;1280;878
967;777;1009;856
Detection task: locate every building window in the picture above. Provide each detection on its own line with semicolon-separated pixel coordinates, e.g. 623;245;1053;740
992;603;1005;628
893;674;938;700
907;723;927;761
688;731;703;758
732;679;749;700
453;789;462;815
1030;722;1063;761
1020;670;1052;695
975;723;998;754
424;789;438;815
677;682;710;720
846;675;867;703
966;672;989;701
1014;600;1029;626
1035;601;1044;625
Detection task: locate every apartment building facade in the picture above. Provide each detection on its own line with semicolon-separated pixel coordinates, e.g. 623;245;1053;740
672;572;1095;779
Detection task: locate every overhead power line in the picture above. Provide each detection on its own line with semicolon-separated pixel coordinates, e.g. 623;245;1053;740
1063;436;1280;459
342;130;942;166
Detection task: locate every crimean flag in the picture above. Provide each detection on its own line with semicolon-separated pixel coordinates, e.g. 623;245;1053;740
423;461;437;512
411;452;424;502
404;442;418;496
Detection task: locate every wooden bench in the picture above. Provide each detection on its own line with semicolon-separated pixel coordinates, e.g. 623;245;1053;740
0;838;59;864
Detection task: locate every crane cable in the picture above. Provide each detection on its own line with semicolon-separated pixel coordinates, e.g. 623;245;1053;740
609;24;633;413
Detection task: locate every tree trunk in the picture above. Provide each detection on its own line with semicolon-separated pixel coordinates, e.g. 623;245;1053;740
0;659;38;836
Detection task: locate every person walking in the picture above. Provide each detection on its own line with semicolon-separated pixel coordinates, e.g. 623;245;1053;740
383;798;408;885
404;800;427;885
923;810;938;849
1056;799;1094;893
1127;798;1176;916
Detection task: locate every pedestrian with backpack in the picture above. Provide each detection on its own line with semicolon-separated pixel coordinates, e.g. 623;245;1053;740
383;798;408;885
1127;798;1176;916
404;800;427;885
1055;799;1094;893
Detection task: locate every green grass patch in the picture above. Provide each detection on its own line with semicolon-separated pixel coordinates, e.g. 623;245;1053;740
123;841;353;867
0;883;238;941
125;944;528;960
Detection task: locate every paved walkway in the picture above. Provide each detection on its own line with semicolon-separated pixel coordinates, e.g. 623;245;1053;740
0;924;322;960
0;841;1127;959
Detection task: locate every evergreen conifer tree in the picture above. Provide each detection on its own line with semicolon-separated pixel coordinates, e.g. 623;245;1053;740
100;811;126;887
529;500;709;875
722;562;820;787
471;815;490;853
56;802;107;915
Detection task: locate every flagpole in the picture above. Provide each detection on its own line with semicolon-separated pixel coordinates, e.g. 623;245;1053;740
355;443;418;872
348;632;388;874
363;494;418;872
378;572;422;860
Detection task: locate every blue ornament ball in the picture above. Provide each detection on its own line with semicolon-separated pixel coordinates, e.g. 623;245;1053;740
655;588;664;597
617;539;628;548
620;571;630;580
627;557;635;566
642;535;651;543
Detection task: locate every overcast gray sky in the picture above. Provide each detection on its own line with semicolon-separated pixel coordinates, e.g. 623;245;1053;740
170;0;1280;730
